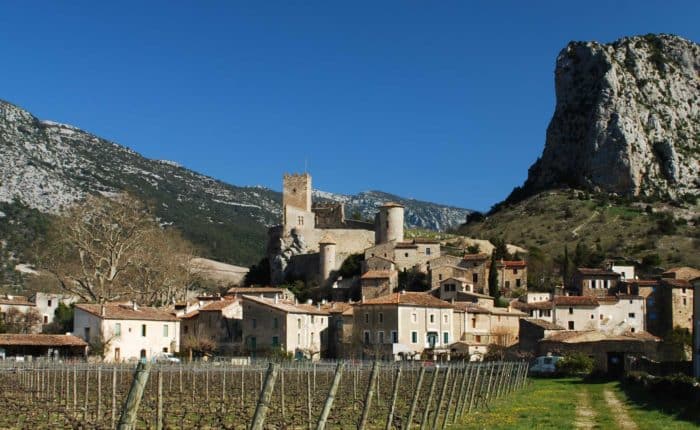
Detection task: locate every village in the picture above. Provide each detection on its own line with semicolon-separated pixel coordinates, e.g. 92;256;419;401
0;172;698;383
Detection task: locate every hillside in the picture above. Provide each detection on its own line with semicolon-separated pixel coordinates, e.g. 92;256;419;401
0;99;471;269
511;34;699;204
459;190;699;270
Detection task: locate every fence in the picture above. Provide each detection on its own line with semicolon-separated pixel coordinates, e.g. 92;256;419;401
0;360;528;429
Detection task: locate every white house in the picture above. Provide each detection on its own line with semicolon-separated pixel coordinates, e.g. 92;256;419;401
31;292;79;326
74;302;180;362
553;295;645;334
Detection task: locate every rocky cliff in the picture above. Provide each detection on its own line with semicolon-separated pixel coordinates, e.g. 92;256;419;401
521;34;699;200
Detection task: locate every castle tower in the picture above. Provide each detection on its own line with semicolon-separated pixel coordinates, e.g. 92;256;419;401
319;233;337;282
282;173;312;231
376;202;405;244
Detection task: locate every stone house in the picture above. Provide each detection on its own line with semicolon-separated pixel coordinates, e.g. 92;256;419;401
74;303;180;362
0;295;40;333
451;303;525;359
363;256;396;272
616;279;663;335
360;270;398;300
428;253;489;293
518;318;565;353
30;292;79;327
496;260;527;293
552;295;645;334
180;297;242;355
352;292;454;360
553;296;600;331
511;300;554;322
324;302;354;359
241;295;329;360
570;268;621;297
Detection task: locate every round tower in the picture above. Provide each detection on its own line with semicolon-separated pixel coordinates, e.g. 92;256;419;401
319;233;337;282
378;202;405;244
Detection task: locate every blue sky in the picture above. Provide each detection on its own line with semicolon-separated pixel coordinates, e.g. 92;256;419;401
1;2;698;211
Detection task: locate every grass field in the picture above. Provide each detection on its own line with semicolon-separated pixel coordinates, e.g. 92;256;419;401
452;377;699;430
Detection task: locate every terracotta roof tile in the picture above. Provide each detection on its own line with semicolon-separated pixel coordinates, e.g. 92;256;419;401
242;295;329;315
200;299;239;312
0;334;87;347
0;295;35;306
361;270;393;279
542;330;660;343
500;260;527;268
661;279;692;288
512;300;553;311
576;268;619;276
553;296;599;306
75;303;178;322
462;253;489;261
360;292;453;308
522;319;565;330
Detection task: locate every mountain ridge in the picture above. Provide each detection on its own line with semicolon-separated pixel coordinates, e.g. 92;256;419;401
0;98;471;267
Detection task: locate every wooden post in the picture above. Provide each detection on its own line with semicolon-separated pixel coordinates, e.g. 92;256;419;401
97;366;102;423
431;366;451;430
405;366;425;430
441;366;460;430
453;364;469;422
84;368;90;420
358;361;380;430
250;363;280;430
419;367;440;430
307;368;312;430
280;368;286;421
156;370;163;430
117;361;153;430
385;366;402;430
73;365;77;413
112;366;117;429
315;362;344;430
467;364;481;414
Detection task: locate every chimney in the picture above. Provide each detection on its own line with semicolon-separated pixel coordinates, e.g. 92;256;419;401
132;302;138;311
100;305;106;317
274;294;279;304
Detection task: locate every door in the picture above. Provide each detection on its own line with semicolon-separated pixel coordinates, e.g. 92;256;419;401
427;332;438;348
607;352;624;377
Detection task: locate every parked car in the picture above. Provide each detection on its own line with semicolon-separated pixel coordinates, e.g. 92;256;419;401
153;352;180;364
530;355;562;374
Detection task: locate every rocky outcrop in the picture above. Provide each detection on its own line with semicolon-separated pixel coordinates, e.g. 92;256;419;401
522;34;699;200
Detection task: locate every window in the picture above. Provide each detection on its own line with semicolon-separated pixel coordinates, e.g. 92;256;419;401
378;313;384;323
628;313;636;318
443;314;448;323
183;325;188;334
683;298;687;306
140;349;146;359
365;313;370;323
391;331;398;343
682;288;687;294
505;281;510;288
297;333;301;344
516;279;521;288
631;328;636;333
412;313;417;323
297;216;304;226
542;310;551;317
115;323;122;337
405;253;409;257
569;307;573;314
378;331;384;344
443;332;449;344
475;335;481;343
364;331;371;345
568;321;575;330
272;336;279;347
600;314;604;320
297;318;301;329
252;319;257;329
311;315;315;324
43;315;48;324
471;318;476;328
429;314;435;323
163;324;169;337
629;300;633;304
163;347;168;353
426;248;431;256
513;269;518;274
47;299;52;307
141;325;147;337
84;327;90;340
273;317;278;329
438;274;443;281
604;280;609;289
411;331;418;343
590;314;594;319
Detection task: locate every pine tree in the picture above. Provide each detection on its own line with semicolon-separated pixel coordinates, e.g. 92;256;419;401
488;251;500;300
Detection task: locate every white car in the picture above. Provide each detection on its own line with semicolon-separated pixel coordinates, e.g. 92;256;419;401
530;355;562;374
153;352;180;364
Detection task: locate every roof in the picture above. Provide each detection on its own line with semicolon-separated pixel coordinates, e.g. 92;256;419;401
322;302;354;315
180;310;200;320
380;202;404;208
360;292;454;308
499;260;527;268
0;295;35;306
553;296;599;307
489;307;527;316
522;319;565;330
242;295;329;316
199;299;239;312
462;253;489;261
576;268;620;276
0;334;87;347
394;242;418;249
621;279;659;287
413;238;441;244
366;255;395;264
440;277;468;284
661;279;692;288
452;303;491;314
318;233;337;245
455;291;494;300
542;330;660;344
512;300;553;311
361;270;393;280
75;303;179;322
662;267;700;280
226;287;290;295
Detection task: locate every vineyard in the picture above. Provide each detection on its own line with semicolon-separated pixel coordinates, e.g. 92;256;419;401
0;360;528;429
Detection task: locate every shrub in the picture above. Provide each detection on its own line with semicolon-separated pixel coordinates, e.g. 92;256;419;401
556;352;594;376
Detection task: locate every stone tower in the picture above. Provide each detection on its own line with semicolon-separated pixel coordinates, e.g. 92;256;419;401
376;202;405;244
319;233;337;283
282;173;312;228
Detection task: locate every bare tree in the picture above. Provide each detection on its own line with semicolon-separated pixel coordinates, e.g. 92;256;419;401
37;194;195;306
2;308;42;333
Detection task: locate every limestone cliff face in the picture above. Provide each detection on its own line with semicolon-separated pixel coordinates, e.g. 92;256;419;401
523;34;699;199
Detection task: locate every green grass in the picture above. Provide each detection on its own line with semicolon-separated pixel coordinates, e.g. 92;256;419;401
451;377;699;430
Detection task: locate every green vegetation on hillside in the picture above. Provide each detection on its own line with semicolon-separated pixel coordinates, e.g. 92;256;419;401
458;190;699;278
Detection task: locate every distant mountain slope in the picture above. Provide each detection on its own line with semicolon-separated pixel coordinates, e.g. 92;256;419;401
0;99;471;267
512;34;699;204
